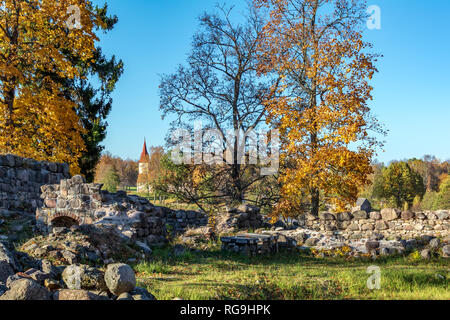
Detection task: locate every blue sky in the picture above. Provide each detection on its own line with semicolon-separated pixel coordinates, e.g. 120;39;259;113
95;0;450;163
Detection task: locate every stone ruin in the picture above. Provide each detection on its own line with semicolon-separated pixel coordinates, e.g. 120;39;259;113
0;154;448;258
220;233;279;256
36;175;191;247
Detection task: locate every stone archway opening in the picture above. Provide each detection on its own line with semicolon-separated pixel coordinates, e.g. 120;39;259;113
51;216;80;229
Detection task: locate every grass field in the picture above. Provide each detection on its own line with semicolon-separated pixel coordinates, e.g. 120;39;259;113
133;245;450;301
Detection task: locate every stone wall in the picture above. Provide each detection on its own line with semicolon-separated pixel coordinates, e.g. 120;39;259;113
0;154;70;217
297;209;449;239
162;208;208;233
36;175;211;246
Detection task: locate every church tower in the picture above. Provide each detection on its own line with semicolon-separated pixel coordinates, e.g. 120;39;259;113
137;139;151;194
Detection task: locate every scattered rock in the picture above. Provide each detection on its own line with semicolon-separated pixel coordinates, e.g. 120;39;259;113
44;279;61;291
62;264;107;291
442;245;450;258
117;292;134;300
62;250;77;265
421;249;431;260
365;241;380;251
130;287;156;300
429;238;441;250
54;289;109;301
0;279;51;300
135;241;152;255
304;238;319;247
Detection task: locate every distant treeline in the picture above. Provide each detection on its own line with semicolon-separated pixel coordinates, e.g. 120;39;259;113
360;156;449;211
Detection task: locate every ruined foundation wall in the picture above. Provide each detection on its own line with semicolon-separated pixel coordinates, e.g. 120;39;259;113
0;154;70;216
299;209;449;239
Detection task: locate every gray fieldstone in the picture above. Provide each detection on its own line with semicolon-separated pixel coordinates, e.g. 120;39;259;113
62;264;107;291
381;208;400;221
0;279;51;300
104;263;136;296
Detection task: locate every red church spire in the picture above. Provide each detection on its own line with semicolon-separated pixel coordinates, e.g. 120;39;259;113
139;139;150;163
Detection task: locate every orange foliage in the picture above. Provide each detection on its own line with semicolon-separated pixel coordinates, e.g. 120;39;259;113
255;0;384;215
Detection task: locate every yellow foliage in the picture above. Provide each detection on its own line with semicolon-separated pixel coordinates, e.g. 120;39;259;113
0;0;101;173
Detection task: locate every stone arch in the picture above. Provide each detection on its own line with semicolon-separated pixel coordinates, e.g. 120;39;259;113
50;212;81;228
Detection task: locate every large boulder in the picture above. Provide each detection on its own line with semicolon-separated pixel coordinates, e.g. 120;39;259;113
0;279;51;300
104;263;136;296
381;208;400;221
62;264;107;291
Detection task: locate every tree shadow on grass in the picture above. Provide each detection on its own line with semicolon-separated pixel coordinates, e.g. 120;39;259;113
172;279;344;300
395;272;449;288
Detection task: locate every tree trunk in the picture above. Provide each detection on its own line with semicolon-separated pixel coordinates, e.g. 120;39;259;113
311;188;320;216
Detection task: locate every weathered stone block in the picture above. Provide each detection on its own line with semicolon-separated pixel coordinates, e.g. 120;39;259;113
353;210;369;220
381;208;400;221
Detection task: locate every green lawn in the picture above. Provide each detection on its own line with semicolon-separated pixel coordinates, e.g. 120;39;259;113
133;246;449;300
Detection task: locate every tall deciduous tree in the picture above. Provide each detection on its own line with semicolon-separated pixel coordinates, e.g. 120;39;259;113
159;5;276;203
380;162;425;209
255;0;384;216
0;0;104;173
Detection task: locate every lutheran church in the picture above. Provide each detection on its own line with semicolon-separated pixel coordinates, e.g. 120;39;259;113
137;139;152;194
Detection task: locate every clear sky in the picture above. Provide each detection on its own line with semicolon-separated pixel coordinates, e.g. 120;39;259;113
94;0;450;163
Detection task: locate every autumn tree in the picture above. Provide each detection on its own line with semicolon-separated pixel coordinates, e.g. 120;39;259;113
408;156;449;192
94;152;138;189
255;0;384;216
380;162;425;209
159;5;276;204
0;0;105;173
153;151;252;212
148;146;165;184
